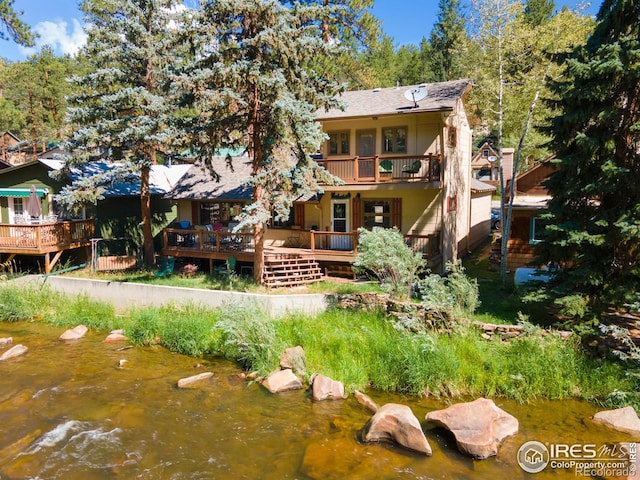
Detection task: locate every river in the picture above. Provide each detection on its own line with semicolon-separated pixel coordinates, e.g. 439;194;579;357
0;321;636;479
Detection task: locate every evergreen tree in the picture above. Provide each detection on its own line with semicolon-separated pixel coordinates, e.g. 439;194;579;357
0;0;35;46
61;0;181;266
539;0;640;316
523;0;555;27
174;0;344;283
429;0;467;81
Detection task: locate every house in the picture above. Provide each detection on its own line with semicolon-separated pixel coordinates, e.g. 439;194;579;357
0;155;189;272
471;141;514;186
0;131;21;165
502;157;556;270
163;79;489;282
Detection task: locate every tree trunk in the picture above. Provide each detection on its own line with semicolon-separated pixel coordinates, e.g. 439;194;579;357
140;164;155;266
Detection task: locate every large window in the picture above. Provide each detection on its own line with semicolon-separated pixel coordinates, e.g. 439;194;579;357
363;199;391;229
327;131;350;156
199;201;244;227
382;127;407;154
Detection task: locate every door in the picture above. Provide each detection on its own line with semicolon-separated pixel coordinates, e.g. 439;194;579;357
357;130;376;157
330;200;351;250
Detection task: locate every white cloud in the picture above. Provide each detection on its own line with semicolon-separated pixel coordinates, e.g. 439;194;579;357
19;19;87;57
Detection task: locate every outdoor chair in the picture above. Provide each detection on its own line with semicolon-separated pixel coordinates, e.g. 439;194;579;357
154;256;175;278
214;256;237;286
379;160;393;175
402;160;422;175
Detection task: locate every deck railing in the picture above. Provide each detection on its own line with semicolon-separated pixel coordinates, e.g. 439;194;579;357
316;154;442;184
162;227;255;253
0;219;94;250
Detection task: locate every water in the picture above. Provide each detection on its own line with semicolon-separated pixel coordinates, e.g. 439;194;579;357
0;321;636;479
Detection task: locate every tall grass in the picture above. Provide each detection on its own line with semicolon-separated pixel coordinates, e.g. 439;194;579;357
1;280;636;408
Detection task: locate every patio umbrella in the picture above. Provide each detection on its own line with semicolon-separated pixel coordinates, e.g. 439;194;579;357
28;185;42;219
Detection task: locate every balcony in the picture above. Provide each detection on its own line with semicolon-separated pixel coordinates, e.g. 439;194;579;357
316;154;441;184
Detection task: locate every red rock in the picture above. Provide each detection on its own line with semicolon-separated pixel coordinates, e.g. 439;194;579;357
363;403;432;455
593;406;640;436
262;369;302;394
177;372;214;388
426;398;518;459
311;374;346;401
354;390;379;413
104;333;128;343
0;337;13;348
0;344;28;361
59;325;88;341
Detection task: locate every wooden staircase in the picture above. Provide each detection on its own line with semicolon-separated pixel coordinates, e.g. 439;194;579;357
263;254;324;288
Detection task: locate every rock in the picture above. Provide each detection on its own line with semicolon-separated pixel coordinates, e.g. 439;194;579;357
311;374;347;401
354;390;379;413
262;369;302;394
177;372;214;389
104;332;128;343
118;359;128;368
280;346;306;376
592;406;640;436
425;398;518;459
363;403;432;455
0;337;13;348
0;344;28;361
59;325;88;341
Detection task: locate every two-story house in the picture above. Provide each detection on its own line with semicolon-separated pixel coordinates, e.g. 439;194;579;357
162;79;490;284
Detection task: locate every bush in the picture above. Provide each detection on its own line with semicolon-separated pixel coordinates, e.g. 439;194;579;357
160;304;219;357
0;282;48;322
416;261;479;320
214;302;277;373
352;227;425;300
126;308;162;346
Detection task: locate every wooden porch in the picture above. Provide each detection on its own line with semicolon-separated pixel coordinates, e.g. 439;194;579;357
0;220;95;273
316;154;441;184
160;227;442;272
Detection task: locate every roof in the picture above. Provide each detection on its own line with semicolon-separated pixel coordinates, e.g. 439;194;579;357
511;195;550;209
316;79;472;120
166;157;254;201
470;178;497;193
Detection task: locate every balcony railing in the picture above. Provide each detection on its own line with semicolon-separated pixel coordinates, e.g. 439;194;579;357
162;227;255;253
0;219;94;251
316;154;441;184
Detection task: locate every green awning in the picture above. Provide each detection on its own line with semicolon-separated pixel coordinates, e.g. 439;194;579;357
0;188;48;197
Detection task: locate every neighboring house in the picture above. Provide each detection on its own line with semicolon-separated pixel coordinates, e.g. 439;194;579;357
0;131;21;165
471;141;514;186
164;79;489;279
503;157;556;270
0;156;190;271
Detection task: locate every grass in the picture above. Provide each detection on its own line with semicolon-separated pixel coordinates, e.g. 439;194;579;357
2;268;638;410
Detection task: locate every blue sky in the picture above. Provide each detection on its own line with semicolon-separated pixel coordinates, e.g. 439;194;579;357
1;0;600;62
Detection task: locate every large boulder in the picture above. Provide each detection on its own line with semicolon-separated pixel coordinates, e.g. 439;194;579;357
363;403;432;455
0;344;28;361
280;346;306;376
262;368;303;394
104;330;128;343
311;374;347;401
425;398;518;459
177;372;214;389
592;406;640;436
59;325;88;341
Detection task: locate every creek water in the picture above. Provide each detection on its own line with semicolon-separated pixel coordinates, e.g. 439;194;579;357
0;321;636;480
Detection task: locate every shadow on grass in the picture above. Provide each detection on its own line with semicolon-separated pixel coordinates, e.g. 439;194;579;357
463;253;552;326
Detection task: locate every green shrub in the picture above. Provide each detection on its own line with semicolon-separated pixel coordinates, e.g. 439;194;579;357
48;293;117;330
214;302;277;373
352;227;425;300
160;304;219;357
416;261;479;320
0;282;47;322
126;308;162;346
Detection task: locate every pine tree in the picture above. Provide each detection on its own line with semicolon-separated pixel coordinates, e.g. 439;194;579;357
61;0;181;266
523;0;555;27
0;0;35;46
539;0;640;315
174;0;344;283
430;0;467;81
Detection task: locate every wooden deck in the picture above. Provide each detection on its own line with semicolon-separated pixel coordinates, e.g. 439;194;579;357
160;227;441;268
316;154;441;184
0;220;94;273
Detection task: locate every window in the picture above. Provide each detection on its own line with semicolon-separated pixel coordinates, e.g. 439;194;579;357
482;149;489;157
382;127;407;153
530;216;548;244
199;201;244;227
11;197;24;217
327;131;350;156
363;200;391;229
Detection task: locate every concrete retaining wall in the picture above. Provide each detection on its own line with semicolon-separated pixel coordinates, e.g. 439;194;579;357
14;275;328;317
